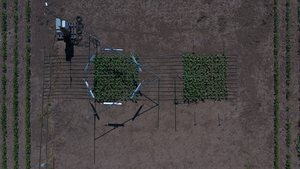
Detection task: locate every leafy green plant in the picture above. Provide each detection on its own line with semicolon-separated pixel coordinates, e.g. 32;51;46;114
25;24;30;42
93;54;139;101
286;106;291;112
25;1;30;23
182;54;228;101
25;42;31;169
0;8;7;169
1;0;6;9
286;88;291;100
13;0;17;9
12;6;19;168
286;153;292;169
286;121;292;147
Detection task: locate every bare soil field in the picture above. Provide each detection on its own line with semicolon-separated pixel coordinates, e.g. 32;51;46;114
24;0;294;168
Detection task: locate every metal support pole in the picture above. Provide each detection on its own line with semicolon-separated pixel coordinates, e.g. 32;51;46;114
194;112;196;126
46;49;52;169
218;113;220;126
192;40;194;54
39;46;46;169
157;78;160;130
87;34;90;118
42;5;60;18
70;59;72;87
223;41;225;56
174;77;176;132
94;111;95;164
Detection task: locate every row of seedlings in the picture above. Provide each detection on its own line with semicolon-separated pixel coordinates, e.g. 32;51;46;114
93;54;139;102
182;54;228;102
0;2;7;168
12;0;19;168
297;0;300;161
285;0;292;168
25;0;31;168
273;0;280;168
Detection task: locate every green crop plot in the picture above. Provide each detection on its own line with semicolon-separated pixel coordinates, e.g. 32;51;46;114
93;54;139;101
182;54;228;101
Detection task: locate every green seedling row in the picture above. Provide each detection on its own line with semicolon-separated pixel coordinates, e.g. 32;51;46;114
1;10;7;169
25;1;31;168
12;1;19;168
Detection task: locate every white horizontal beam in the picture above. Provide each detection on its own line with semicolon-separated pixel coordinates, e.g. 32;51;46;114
104;49;123;52
100;102;122;105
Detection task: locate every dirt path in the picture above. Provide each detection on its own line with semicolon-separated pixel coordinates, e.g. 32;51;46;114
5;1;16;168
287;0;300;167
17;0;28;168
277;0;288;167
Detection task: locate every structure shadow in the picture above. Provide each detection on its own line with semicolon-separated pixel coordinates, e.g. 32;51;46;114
95;98;158;141
139;91;158;106
64;35;74;61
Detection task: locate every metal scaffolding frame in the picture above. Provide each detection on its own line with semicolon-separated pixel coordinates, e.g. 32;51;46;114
41;4;240;167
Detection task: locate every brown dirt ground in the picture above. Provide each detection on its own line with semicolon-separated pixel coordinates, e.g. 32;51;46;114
26;0;293;168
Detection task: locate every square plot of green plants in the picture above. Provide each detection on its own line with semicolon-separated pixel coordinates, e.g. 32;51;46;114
182;54;228;101
93;54;139;101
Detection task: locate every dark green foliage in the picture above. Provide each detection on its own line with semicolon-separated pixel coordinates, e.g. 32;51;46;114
298;35;300;55
13;0;17;10
93;55;139;101
286;0;291;86
274;58;279;95
1;0;6;9
25;24;30;42
12;5;19;168
274;33;279;55
286;153;292;169
1;7;6;169
286;120;292;147
297;132;300;159
286;0;291;7
298;4;300;30
286;31;291;52
286;106;291;112
286;88;291;100
286;52;291;85
1;11;6;33
182;54;228;101
13;13;18;33
25;1;30;23
274;8;279;33
25;43;31;169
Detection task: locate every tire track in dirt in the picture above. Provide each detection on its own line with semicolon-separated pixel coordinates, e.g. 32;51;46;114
277;0;288;167
16;0;27;168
